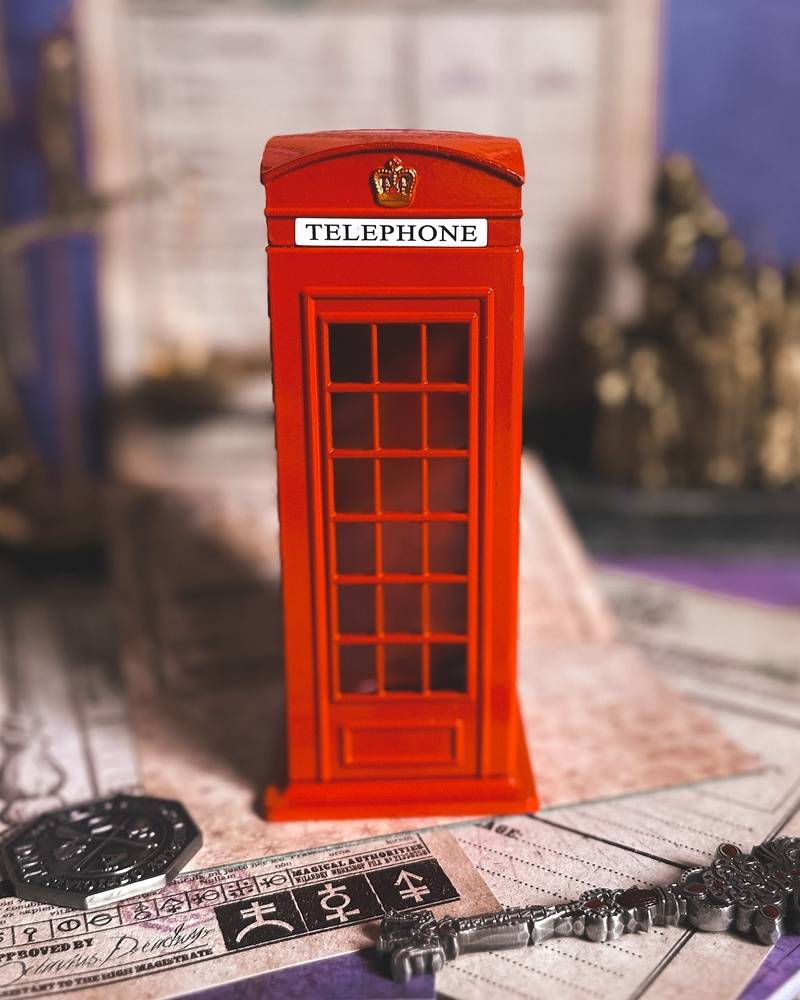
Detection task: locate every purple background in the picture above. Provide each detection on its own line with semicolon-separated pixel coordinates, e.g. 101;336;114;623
1;0;104;474
188;950;434;1000
601;556;800;610
661;0;800;265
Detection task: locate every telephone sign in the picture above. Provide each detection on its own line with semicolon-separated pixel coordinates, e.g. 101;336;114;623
295;218;489;247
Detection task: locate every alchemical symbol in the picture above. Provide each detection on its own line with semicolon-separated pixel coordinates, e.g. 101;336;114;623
318;882;361;924
236;901;295;943
395;870;430;904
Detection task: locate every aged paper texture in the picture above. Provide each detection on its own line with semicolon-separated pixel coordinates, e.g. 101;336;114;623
438;573;800;1000
0;827;494;998
0;572;138;831
107;430;753;866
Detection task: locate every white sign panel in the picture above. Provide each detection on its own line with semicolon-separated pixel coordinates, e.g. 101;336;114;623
294;217;488;247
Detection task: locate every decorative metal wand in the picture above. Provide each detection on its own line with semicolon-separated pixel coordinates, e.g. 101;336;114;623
377;838;800;982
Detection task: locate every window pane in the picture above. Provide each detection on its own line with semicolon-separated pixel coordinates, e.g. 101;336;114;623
384;584;422;634
338;585;375;634
378;324;421;382
331;393;373;449
430;644;467;691
379;393;421;449
339;645;376;694
427;393;468;449
427;323;469;383
429;583;467;634
428;459;467;512
333;459;374;513
380;459;421;512
429;522;468;574
385;644;422;692
329;324;372;383
382;522;422;574
336;523;375;575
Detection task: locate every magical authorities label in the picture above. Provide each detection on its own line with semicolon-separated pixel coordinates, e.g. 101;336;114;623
294;217;488;247
0;831;460;997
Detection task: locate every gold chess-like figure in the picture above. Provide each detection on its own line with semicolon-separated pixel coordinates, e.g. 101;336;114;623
587;154;800;489
759;264;800;485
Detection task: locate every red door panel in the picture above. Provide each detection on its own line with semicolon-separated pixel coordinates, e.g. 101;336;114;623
308;302;483;779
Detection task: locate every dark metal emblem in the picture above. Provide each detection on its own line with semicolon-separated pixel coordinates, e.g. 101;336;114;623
378;838;800;982
2;793;202;909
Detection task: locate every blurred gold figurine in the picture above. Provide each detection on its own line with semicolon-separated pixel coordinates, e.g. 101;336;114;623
586;154;800;489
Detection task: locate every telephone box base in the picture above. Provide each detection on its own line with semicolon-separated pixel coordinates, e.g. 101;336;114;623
264;712;538;821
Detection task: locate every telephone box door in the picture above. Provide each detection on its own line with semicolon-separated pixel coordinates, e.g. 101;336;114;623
311;300;483;780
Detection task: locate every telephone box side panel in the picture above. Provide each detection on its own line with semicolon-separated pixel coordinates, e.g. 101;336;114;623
267;260;322;784
483;245;525;777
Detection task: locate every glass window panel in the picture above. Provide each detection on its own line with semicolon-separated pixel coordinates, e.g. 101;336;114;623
378;324;421;382
382;522;422;574
429;583;467;634
333;459;374;513
328;324;373;383
339;645;377;694
427;393;468;449
430;644;467;692
379;393;421;449
383;584;422;634
336;523;375;575
338;585;375;634
380;459;421;512
429;522;468;574
331;393;373;450
427;323;469;383
385;644;422;692
428;459;467;512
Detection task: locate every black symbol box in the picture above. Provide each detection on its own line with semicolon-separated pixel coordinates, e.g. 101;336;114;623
292;875;383;931
214;859;459;953
215;891;302;951
367;860;458;912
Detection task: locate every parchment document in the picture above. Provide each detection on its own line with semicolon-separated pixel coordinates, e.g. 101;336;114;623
0;572;138;831
441;572;800;1000
106;428;753;866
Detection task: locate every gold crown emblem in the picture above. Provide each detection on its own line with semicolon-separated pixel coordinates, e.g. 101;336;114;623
371;157;417;208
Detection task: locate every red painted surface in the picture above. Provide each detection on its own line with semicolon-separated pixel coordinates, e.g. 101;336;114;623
261;131;537;819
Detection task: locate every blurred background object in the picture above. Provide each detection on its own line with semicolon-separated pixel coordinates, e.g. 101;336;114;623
73;0;657;396
2;0;800;558
1;1;105;547
585;154;800;491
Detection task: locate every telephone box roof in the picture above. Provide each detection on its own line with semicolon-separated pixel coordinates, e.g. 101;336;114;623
261;130;524;185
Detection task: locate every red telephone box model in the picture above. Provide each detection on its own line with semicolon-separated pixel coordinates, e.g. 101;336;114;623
261;131;538;820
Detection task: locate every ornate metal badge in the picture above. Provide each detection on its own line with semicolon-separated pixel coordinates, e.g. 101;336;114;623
371;157;417;208
3;793;202;909
378;838;800;982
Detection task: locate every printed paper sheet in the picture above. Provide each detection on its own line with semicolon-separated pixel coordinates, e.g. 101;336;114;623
106;431;753;867
0;827;493;998
440;571;800;1000
0;571;138;831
